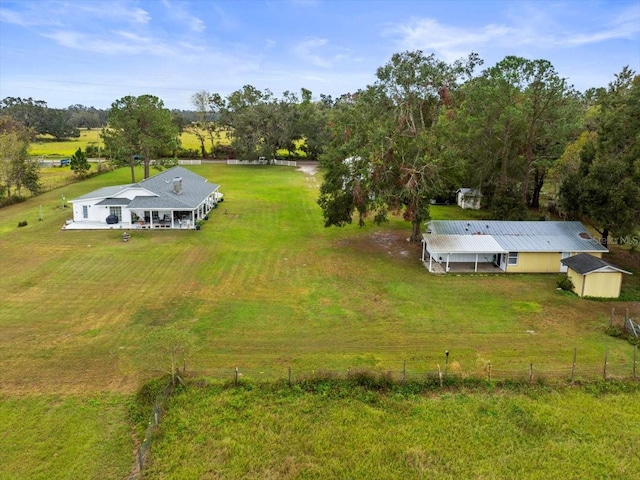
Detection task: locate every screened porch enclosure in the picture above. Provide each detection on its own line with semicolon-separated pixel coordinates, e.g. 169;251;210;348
130;209;196;229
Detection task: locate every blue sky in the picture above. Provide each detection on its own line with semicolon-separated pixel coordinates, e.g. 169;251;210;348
1;0;638;110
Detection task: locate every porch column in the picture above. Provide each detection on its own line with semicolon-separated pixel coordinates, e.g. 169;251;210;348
421;241;425;262
446;253;450;273
475;253;478;272
429;254;433;273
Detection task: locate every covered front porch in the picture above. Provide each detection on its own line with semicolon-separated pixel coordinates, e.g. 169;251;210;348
63;216;197;230
422;234;507;274
426;261;504;274
129;209;197;229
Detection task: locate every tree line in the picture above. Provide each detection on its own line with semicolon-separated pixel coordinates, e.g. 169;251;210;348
1;51;638;246
318;52;639;244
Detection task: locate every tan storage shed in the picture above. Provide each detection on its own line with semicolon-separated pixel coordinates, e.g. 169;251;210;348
561;254;632;298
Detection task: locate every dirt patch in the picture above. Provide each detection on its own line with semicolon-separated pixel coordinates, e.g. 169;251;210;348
338;230;422;261
297;164;318;176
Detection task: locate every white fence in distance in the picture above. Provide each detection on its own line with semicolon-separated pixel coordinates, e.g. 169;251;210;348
178;159;202;165
227;159;297;167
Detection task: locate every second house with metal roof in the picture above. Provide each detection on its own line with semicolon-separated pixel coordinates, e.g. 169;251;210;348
422;220;608;274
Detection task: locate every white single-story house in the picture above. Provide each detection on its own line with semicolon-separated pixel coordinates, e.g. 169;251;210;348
456;188;482;210
561;253;632;298
65;166;222;230
422;220;608;273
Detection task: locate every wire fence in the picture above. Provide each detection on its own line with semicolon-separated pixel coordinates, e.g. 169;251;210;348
129;379;177;480
191;345;639;385
129;345;638;477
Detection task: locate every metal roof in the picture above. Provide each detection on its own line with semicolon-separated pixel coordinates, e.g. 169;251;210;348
95;198;131;206
70;166;220;210
136;166;220;209
423;234;506;254
456;188;482;197
71;183;138;201
427;221;608;253
128;196;192;209
562;253;632;275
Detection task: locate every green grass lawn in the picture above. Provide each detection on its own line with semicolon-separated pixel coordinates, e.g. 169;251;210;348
0;164;638;478
144;381;640;479
0;393;132;480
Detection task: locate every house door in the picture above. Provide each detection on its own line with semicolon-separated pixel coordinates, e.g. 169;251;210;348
109;206;122;222
560;252;571;273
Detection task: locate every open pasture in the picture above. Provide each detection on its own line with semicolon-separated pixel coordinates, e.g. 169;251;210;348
30;129;229;158
1;163;638;393
30;129;103;158
0;163;638;478
29;129;305;159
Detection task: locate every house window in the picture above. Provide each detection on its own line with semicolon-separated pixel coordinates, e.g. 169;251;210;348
109;206;122;221
508;252;519;265
82;205;88;219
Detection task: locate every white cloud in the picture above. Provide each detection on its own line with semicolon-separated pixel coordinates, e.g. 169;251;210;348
293;37;332;67
384;18;519;62
68;1;151;25
161;0;206;33
385;5;640;62
564;5;640;46
292;37;358;68
0;6;62;26
41;29;177;57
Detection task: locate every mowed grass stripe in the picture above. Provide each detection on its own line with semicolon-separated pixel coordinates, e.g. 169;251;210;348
1;163;637;395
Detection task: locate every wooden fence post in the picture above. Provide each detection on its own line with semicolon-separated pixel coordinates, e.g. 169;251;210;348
571;347;577;385
603;348;608;381
288;366;292;386
529;363;533;384
438;364;443;388
402;360;406;384
138;448;144;474
487;362;492;381
235;367;239;386
445;350;449;376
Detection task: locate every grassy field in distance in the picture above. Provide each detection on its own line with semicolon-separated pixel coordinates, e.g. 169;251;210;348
29;128;305;159
29;129;229;157
30;129;103;157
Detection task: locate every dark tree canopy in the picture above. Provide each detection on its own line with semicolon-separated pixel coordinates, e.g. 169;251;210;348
0;97;80;139
559;68;640;245
0;115;39;202
102;95;179;182
70;147;90;176
319;51;481;241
